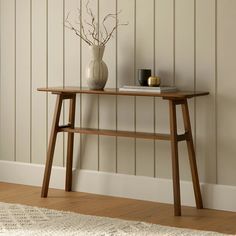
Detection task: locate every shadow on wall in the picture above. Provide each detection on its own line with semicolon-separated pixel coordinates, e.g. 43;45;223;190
77;94;98;170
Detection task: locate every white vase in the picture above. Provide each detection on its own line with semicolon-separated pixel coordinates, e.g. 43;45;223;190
85;45;108;90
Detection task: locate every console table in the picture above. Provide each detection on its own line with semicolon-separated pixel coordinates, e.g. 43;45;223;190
38;87;209;216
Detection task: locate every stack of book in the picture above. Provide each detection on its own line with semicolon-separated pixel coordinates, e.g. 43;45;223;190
119;85;177;93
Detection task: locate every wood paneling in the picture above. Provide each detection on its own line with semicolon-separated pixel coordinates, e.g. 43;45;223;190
15;0;31;163
117;137;135;175
48;0;64;166
155;0;174;179
217;0;236;185
175;0;194;181
64;0;81;169
117;0;135;175
1;0;236;187
99;95;117;172
99;0;117;173
136;0;155;177
32;0;47;164
80;0;98;170
195;0;216;183
0;0;15;161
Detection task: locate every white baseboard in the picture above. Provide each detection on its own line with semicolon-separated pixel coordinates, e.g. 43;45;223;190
0;160;236;212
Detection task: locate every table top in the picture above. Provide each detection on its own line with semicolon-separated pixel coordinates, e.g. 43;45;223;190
37;87;209;99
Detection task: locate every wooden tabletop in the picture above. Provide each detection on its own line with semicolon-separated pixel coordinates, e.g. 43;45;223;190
37;87;209;99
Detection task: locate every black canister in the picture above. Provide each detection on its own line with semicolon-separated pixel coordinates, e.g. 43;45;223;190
138;69;151;86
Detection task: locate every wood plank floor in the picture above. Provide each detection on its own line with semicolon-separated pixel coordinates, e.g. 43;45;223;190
0;182;236;234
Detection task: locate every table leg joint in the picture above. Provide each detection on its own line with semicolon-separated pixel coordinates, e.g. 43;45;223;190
177;131;190;142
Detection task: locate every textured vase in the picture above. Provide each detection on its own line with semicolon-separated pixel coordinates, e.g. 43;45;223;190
86;45;108;90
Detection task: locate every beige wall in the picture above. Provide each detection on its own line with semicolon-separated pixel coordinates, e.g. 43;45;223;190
0;0;236;186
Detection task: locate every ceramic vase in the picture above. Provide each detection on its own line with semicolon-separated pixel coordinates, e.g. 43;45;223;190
85;45;108;90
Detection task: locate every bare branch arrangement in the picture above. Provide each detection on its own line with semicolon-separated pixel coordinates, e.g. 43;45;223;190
65;0;128;46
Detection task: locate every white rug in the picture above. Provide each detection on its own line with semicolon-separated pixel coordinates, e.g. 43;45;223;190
0;202;233;236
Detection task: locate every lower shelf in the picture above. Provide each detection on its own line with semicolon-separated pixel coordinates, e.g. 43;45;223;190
58;126;188;141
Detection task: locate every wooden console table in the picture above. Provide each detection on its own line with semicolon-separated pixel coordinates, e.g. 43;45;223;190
38;87;209;216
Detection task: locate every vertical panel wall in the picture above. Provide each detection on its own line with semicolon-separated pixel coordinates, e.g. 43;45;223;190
1;0;236;187
80;0;98;170
135;0;155;177
155;0;174;179
32;0;47;164
117;0;135;175
64;0;81;169
99;0;117;173
175;0;194;181
15;0;31;163
0;0;15;162
47;0;64;166
196;0;216;183
217;0;236;185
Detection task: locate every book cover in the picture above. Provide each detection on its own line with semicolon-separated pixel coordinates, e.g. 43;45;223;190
119;85;177;93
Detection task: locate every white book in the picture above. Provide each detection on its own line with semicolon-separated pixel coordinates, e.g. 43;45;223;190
119;85;177;93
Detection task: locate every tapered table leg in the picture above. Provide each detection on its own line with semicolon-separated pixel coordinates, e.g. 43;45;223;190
41;94;63;197
181;99;203;209
169;100;181;216
65;94;76;192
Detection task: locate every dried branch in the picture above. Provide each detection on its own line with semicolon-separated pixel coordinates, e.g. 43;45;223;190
102;22;128;46
85;0;98;44
74;9;91;45
64;0;128;46
101;11;122;45
100;31;105;43
65;12;92;46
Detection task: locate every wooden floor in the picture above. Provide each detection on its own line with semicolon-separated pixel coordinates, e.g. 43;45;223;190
0;182;236;235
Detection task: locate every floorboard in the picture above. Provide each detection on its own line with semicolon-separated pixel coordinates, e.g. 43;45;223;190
0;182;235;234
